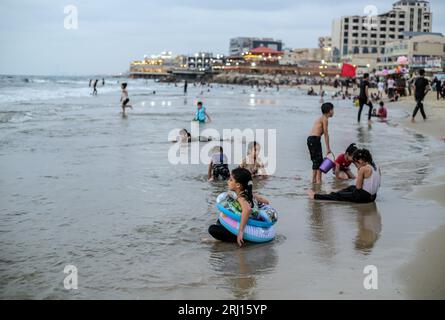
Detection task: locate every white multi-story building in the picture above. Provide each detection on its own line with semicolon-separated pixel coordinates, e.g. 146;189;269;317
377;32;445;72
331;0;433;60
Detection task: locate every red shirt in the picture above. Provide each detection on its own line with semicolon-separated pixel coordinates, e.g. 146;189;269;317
335;153;352;171
378;107;387;119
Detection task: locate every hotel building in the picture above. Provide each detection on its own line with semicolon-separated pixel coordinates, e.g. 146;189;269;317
331;0;433;60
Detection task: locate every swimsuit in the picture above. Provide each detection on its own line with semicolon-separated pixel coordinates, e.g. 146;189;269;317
195;106;206;123
307;136;323;170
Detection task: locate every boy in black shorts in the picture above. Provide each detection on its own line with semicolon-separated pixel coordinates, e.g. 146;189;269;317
307;102;334;184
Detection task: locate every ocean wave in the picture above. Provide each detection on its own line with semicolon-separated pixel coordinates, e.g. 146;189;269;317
0;111;33;123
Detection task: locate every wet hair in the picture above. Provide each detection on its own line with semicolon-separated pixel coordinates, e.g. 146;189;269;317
121;83;127;89
352;148;376;170
345;143;358;156
247;141;260;164
419;69;425;76
197;101;203;106
321;102;334;115
180;129;191;142
379;101;384;107
231;167;254;208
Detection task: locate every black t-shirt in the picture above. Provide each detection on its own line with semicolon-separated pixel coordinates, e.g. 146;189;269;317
359;79;369;100
414;77;430;98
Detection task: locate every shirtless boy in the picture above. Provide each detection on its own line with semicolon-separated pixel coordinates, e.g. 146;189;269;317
307;102;334;184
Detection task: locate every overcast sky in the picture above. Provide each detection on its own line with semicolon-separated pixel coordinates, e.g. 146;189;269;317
1;0;444;75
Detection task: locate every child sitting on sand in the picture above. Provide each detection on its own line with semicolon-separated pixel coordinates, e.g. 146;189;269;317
334;143;358;180
208;146;230;181
194;101;212;123
120;83;133;114
372;101;388;120
307;102;334;184
240;141;267;177
308;149;381;204
208;168;270;247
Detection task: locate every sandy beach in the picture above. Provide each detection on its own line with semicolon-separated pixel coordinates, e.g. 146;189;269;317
1;76;445;299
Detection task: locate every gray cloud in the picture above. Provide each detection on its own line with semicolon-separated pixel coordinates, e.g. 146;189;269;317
0;0;444;75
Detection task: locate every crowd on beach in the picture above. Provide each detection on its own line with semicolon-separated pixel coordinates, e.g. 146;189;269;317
89;67;440;247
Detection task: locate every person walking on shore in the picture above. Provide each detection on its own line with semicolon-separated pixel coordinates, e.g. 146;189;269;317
412;69;430;123
387;76;395;100
433;77;441;100
184;80;188;95
377;79;385;99
92;79;98;95
358;73;373;124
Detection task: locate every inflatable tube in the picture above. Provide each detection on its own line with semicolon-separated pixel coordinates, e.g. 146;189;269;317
218;213;275;243
216;203;273;228
215;192;278;228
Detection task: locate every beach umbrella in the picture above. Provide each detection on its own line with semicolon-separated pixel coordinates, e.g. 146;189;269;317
397;56;409;65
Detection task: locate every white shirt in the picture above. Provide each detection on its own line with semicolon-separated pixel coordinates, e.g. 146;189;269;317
363;165;381;195
378;82;385;91
387;79;395;89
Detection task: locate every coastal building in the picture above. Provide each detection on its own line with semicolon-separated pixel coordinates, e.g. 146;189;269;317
377;32;445;73
318;36;332;50
229;37;283;56
242;47;283;65
331;0;433;59
129;51;186;77
187;52;214;71
280;48;331;66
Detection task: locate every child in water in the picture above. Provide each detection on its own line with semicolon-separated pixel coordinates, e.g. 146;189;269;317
307;102;334;184
208;146;230;181
120;83;133;114
240;141;267;177
334;143;358;180
308;149;381;204
176;129;192;143
194;101;212;123
208;168;270;247
376;101;388;120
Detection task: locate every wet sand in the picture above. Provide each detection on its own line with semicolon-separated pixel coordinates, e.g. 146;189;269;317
380;90;445;299
1;78;445;299
399;224;445;299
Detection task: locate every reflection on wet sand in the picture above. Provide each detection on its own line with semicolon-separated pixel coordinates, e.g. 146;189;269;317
208;243;278;299
308;200;382;259
354;203;382;254
356;124;373;145
307;200;338;261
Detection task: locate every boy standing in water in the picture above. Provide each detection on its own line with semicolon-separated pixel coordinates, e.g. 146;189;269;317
194;101;211;123
120;83;133;115
307;102;334;184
